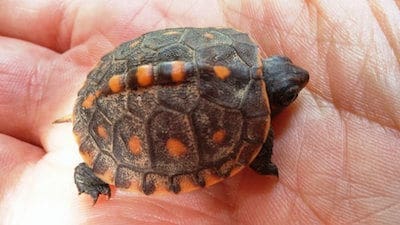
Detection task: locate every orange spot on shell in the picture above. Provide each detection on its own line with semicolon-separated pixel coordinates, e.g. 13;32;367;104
95;168;115;185
73;131;81;143
82;90;101;109
256;55;263;77
153;180;170;194
118;169;141;192
204;32;214;39
213;66;230;80
128;136;142;155
230;165;245;177
79;150;94;167
212;129;226;144
136;65;153;87
171;61;186;82
179;176;198;193
130;40;140;48
108;75;124;93
256;68;263;77
163;31;180;35
97;125;108;139
82;94;96;109
202;170;223;186
166;138;187;157
125;180;141;192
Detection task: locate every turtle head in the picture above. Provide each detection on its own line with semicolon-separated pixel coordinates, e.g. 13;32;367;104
262;55;309;116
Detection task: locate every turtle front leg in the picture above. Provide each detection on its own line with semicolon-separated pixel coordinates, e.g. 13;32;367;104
74;163;111;204
249;128;279;176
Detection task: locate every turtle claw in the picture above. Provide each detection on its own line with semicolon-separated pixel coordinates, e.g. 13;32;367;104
74;163;111;205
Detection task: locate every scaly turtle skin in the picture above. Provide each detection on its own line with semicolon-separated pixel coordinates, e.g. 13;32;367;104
72;27;309;203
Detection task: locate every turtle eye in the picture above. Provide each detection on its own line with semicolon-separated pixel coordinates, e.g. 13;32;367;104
280;89;298;106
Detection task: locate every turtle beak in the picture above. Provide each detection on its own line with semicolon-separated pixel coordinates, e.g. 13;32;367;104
291;65;309;89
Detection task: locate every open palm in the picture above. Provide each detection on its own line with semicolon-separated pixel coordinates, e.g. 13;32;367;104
1;1;399;224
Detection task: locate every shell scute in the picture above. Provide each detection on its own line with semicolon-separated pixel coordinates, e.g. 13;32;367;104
73;27;270;194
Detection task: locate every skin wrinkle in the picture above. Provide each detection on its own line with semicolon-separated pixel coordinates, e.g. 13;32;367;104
155;0;173;19
23;64;44;145
124;0;151;34
55;1;72;51
279;1;305;39
124;196;229;224
287;186;326;224
120;202;182;224
295;149;328;224
68;3;82;49
359;40;394;129
316;15;399;132
287;96;398;224
332;111;350;223
367;1;400;64
32;57;51;129
309;88;399;142
364;39;400;130
68;2;115;49
50;1;69;52
349;201;399;224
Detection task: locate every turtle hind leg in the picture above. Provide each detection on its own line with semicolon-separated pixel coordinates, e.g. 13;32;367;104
249;128;279;177
74;162;111;204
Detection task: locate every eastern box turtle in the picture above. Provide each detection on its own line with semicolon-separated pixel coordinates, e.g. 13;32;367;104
71;27;309;202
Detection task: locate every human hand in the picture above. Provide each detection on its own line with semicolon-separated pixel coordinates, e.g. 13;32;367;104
0;1;399;224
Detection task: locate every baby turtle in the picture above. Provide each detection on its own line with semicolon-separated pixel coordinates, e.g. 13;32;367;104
72;27;309;203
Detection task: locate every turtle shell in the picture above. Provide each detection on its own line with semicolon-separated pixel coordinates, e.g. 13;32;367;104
73;27;271;194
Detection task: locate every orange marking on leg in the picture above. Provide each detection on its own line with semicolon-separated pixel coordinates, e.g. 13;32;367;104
108;75;124;93
171;61;186;82
213;66;230;80
136;65;153;87
128;136;142;155
97;125;108;139
166;138;187;157
212;129;226;145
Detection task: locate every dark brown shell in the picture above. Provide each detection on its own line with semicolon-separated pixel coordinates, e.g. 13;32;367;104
73;27;270;194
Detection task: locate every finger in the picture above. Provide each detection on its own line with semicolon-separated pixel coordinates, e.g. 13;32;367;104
0;37;84;145
0;0;69;52
0;134;84;225
0;134;43;202
0;0;225;52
